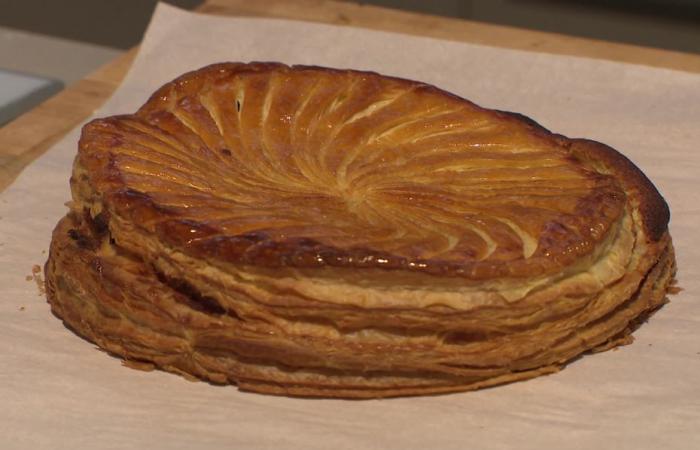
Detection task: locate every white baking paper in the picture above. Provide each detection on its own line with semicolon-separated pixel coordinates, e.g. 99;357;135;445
1;3;699;449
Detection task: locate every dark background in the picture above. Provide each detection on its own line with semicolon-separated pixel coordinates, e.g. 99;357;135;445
0;0;699;53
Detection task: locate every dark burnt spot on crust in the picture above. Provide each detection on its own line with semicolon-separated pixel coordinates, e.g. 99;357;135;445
153;270;228;316
67;228;95;251
568;139;669;241
110;188;178;229
81;208;110;239
91;212;109;235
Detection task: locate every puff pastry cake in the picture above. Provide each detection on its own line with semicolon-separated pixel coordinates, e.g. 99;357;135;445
45;62;675;398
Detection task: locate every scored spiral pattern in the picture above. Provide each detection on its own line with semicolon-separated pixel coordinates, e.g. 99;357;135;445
47;62;675;398
77;62;623;278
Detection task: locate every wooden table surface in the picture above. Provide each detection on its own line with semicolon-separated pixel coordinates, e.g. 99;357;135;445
2;0;700;193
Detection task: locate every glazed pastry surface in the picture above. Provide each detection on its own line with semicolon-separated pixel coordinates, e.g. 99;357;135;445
46;63;675;398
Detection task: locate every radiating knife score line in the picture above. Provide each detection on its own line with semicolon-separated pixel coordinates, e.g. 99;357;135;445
102;66;623;266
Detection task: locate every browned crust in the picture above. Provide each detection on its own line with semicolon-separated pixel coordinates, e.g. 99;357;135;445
567;139;670;241
74;62;669;279
44;212;676;398
140;61;486;113
46;63;677;397
491;109;669;242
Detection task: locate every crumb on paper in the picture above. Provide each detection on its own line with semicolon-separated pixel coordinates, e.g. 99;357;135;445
25;275;33;282
42;249;46;254
19;306;25;311
30;264;46;296
668;278;683;295
122;359;156;372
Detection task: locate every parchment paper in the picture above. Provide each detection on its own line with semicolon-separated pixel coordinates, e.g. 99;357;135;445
2;4;699;449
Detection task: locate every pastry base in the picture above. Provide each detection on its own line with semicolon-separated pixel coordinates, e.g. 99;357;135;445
45;213;675;398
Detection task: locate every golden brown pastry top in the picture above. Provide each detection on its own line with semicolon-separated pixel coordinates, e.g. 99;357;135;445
75;62;669;279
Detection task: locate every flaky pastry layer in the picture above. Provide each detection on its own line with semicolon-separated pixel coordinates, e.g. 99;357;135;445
47;211;673;397
46;62;675;397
